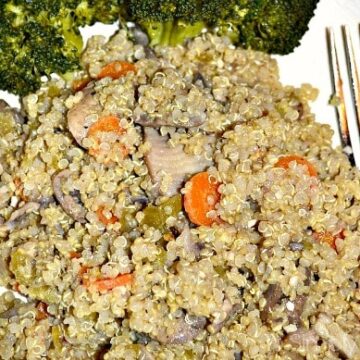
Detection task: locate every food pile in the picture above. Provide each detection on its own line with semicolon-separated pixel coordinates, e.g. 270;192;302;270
0;28;359;360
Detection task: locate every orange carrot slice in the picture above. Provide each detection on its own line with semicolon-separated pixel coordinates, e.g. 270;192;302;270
87;115;127;159
69;251;81;259
275;155;317;177
96;206;118;225
184;172;221;226
97;61;136;80
86;273;133;292
313;230;344;250
87;115;124;138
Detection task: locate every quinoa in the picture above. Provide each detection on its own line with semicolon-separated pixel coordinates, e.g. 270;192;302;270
0;28;359;360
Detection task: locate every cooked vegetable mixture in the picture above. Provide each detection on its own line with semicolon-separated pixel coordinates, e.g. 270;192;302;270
0;29;359;360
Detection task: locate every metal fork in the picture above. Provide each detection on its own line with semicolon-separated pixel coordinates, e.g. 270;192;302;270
327;25;360;167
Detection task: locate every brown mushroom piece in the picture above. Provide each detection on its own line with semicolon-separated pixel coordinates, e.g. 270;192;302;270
260;284;283;322
0;100;25;125
211;299;242;333
144;128;212;197
283;351;305;360
135;113;204;129
52;170;86;223
0;202;40;236
193;72;211;89
67;88;101;147
285;328;319;347
287;295;307;325
177;224;203;258
139;347;155;360
314;313;360;359
155;314;207;345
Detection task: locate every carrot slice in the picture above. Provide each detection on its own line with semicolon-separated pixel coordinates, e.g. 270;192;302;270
97;61;136;80
69;251;81;259
313;230;344;250
86;273;133;292
87;115;124;138
184;172;221;226
275;155;317;177
87;115;127;159
96;206;118;225
72;77;90;92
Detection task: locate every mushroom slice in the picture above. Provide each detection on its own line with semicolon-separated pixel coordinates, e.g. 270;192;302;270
0;202;40;236
287;295;307;325
285;328;319;347
260;284;283;322
52;170;86;223
176;224;202;257
136;113;204;129
67;90;101;146
144;128;212;197
314;313;360;359
156;314;207;345
211;298;242;333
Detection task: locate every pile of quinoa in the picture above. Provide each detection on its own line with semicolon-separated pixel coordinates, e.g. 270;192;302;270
0;28;359;360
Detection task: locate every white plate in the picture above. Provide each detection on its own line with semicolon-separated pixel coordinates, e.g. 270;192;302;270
0;0;359;298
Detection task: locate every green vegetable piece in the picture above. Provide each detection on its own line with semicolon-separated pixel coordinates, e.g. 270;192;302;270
214;266;227;277
52;325;63;352
142;195;182;229
303;240;314;251
0;113;15;136
0;0;123;96
119;208;136;233
10;249;34;286
156;248;167;268
141;21;164;46
169;20;205;46
184;349;196;359
47;84;61;98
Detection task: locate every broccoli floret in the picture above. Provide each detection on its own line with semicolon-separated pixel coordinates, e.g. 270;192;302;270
0;0;124;96
0;0;319;96
128;0;318;53
218;0;320;55
126;0;200;23
127;0;226;46
140;20;205;47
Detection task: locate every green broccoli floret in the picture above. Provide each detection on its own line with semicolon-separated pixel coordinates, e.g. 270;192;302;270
0;0;123;96
140;20;205;47
216;0;320;55
128;0;319;54
126;0;227;46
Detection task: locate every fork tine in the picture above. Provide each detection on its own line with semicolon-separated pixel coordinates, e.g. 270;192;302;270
326;27;355;165
342;25;360;131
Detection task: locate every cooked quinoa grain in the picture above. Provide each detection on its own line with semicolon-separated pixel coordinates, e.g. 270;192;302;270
0;28;359;360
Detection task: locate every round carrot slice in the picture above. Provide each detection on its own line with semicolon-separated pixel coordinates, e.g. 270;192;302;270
184;172;221;226
87;115;124;138
97;61;136;80
275;155;317;177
